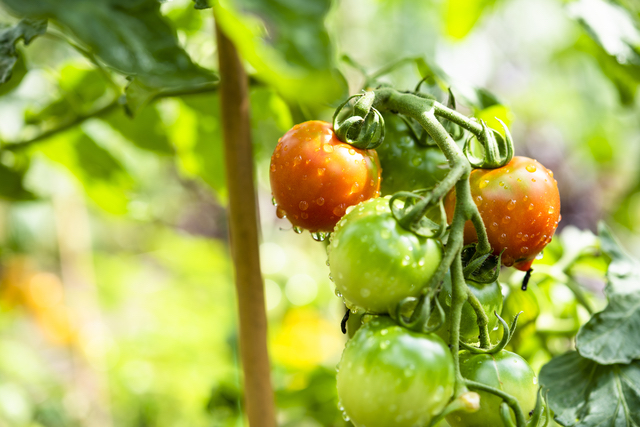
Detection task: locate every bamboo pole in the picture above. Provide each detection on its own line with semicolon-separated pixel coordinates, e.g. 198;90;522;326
214;18;277;427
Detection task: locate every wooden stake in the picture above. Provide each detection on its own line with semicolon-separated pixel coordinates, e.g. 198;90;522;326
215;18;277;427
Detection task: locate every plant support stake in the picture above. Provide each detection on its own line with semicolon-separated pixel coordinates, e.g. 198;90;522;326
215;19;277;427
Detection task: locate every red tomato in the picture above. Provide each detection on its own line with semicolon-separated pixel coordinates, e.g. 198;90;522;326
445;156;560;270
270;121;381;232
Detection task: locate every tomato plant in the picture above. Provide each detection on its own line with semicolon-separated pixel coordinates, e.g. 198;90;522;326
433;273;504;344
337;315;454;427
447;351;538;427
376;113;449;195
444;156;561;271
270;120;381;232
328;196;442;314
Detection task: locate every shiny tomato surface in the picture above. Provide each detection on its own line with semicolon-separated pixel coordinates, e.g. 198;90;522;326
270;121;381;232
445;156;560;270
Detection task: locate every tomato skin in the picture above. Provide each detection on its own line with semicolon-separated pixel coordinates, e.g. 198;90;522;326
446;350;538;427
445;156;561;270
337;316;455;427
432;274;503;344
376;113;449;195
328;196;443;314
270;121;381;232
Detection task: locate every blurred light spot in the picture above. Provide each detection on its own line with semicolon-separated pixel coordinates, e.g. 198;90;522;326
122;360;155;394
29;272;63;308
79;323;119;371
260;242;286;274
264;279;282;310
0;384;30;423
285;274;317;306
63;390;91;419
550;283;574;305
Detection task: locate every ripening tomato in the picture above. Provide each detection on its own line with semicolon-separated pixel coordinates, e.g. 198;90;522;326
445;156;561;270
328;196;443;314
447;350;538;427
337;316;454;427
376;113;449;195
270;121;381;232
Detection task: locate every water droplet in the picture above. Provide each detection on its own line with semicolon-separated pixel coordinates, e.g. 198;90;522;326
523;195;529;202
526;164;537;173
271;196;277;206
276;207;286;218
548;170;554;178
270;164;276;172
517;178;522;182
299;201;309;211
516;232;523;239
520;246;529;254
348;148;356;155
507;200;517;211
479;180;489;189
412;157;423;166
333;206;343;216
531;178;537;182
536;252;544;260
499;181;505;187
490;222;498;231
323;144;334;153
548;206;555;214
528;203;534;211
317;168;326;176
499;233;507;243
293;226;303;234
346;205;355;215
300;212;308;219
334;288;341;297
522;234;529;242
350;182;360;194
502;216;511;224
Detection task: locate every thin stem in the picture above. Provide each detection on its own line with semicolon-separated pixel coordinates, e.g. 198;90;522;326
466;288;491;348
433;101;483;136
465;379;528;427
450;247;468;396
2;82;220;152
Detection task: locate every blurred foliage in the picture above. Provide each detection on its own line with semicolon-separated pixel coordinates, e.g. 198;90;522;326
0;0;637;426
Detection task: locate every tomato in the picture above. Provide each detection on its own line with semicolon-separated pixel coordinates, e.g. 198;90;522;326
445;156;561;270
270;121;381;232
447;350;538;427
337;315;454;427
376;113;449;195
432;274;503;344
328;196;443;314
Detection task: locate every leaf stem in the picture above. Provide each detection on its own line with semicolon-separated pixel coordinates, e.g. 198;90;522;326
465;379;528;427
466;288;491;348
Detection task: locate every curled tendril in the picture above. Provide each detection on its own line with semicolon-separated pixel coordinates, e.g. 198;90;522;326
389;191;448;238
392;288;444;334
463;118;514;169
460;311;521;354
526;387;547;427
332;91;385;149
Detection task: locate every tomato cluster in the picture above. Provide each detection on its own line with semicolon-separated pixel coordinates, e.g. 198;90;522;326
270;113;558;427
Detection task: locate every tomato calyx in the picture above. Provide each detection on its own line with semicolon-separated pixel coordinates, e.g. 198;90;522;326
461;243;502;284
332;91;385;149
464;118;514;169
389;190;448;238
390;287;446;334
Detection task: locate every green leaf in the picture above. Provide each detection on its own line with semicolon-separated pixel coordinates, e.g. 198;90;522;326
0;18;46;85
0;163;35;201
569;0;640;105
540;351;640;426
104;105;174;155
444;0;499;39
38;131;133;214
575;223;640;364
213;0;347;105
1;0;217;114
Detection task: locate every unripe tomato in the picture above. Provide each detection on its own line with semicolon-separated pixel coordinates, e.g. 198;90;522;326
337;316;455;427
376;113;449;195
432;274;503;344
328;196;443;314
445;156;561;270
447;350;538;427
270;121;381;232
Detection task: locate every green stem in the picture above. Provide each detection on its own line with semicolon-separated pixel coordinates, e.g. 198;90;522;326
450;247;468;396
465;379;528;427
466;289;491;348
433;101;483;135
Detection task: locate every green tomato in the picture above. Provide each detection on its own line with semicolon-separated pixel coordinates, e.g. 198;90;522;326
377;113;449;195
328;196;443;314
447;351;538;427
432;273;504;344
337;316;455;427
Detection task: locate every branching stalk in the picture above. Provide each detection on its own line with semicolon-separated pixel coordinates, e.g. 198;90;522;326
465;380;528;427
466;289;491;348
